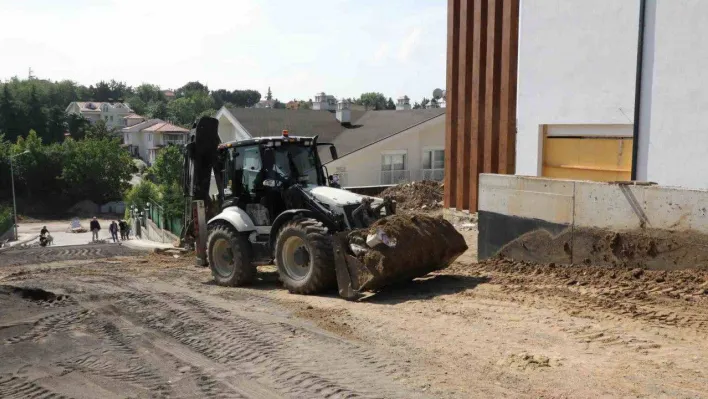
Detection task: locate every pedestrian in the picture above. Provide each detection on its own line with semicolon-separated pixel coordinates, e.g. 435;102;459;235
90;217;101;242
134;217;142;239
109;221;119;243
119;220;127;240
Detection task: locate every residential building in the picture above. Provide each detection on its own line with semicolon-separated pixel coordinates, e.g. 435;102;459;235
65;102;133;130
123;113;146;128
162;90;176;100
121;119;189;164
214;105;446;187
312;92;338;111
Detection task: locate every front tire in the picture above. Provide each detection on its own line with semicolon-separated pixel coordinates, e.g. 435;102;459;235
207;224;255;286
275;218;336;295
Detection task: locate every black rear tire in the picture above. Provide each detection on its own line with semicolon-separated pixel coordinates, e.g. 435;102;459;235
275;218;336;295
207;224;255;286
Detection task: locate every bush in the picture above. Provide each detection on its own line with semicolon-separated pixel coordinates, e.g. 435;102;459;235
0;205;12;234
123;180;159;219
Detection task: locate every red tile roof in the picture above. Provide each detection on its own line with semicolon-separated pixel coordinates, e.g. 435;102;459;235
143;122;189;133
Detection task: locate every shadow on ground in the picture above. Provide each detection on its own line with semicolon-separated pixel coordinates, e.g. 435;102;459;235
201;268;489;305
361;274;490;305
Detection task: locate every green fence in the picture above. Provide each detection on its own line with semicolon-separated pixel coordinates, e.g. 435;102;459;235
147;201;183;237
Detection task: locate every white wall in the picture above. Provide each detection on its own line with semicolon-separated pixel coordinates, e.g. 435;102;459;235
516;0;639;176
326;115;445;186
635;0;708;189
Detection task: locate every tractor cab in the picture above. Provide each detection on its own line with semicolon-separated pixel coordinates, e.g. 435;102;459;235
216;131;339;228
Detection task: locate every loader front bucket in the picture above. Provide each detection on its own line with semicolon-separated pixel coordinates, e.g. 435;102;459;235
332;214;468;300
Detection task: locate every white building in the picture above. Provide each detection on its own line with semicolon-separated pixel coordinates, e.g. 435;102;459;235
516;0;708;190
312;92;338;111
214;105;446;187
65;102;133;130
121;119;189;165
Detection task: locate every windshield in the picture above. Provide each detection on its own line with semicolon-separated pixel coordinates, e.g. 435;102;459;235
273;144;320;185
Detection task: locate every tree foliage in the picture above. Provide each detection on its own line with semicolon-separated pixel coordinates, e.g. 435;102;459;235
61;137;134;204
0;132;134;213
124;180;160;217
358;92;387;110
149;145;183;187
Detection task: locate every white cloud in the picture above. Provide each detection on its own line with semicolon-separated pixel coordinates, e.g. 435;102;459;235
397;27;422;62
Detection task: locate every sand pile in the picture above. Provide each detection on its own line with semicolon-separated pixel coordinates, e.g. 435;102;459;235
380;181;443;211
340;214;468;292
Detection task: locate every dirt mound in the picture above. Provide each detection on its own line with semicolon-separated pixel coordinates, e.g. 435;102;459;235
343;214;468;291
498;227;708;270
380;181;443;211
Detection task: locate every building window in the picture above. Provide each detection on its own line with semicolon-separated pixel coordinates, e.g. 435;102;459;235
381;151;408;185
104;115;109;121
164;134;184;146
147;133;152;142
110;115;113;121
422;149;445;181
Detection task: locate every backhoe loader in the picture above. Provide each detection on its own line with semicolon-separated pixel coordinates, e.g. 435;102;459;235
181;117;466;300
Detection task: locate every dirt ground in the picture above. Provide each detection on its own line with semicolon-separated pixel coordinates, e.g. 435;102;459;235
3;224;708;398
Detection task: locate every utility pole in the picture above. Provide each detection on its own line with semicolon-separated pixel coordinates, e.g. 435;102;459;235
9;151;30;241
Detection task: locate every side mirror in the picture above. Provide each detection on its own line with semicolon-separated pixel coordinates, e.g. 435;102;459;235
263;148;275;169
329;146;338;160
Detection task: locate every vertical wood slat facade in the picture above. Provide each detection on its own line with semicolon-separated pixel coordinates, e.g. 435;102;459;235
444;0;519;212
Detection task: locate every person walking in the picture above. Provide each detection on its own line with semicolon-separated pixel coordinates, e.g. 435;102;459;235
134;217;142;239
109;221;119;243
118;220;127;240
90;217;101;242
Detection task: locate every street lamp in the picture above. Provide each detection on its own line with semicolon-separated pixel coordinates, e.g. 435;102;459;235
9;150;30;241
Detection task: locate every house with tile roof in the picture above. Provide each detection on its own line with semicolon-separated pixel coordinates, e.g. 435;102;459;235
121;119;189;165
214;100;446;187
65;102;133;130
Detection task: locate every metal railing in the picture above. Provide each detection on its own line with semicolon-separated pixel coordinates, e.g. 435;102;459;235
421;169;445;182
380;170;411;185
330;169;445;188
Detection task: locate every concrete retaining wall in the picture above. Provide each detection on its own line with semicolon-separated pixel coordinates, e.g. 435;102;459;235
144;218;178;244
478;174;708;269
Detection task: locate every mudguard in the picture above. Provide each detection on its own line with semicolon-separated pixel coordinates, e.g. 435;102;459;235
208;206;257;232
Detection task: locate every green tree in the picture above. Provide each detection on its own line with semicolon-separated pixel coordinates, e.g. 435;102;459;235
420;97;430;109
148;101;169;120
273;99;285;109
150;145;183;187
67;113;91;140
124;180;160;217
358;92;387;110
176;81;209;98
86;119;117;140
46;106;68;143
27;85;47;140
126;96;147;116
62;137;133;203
266;86;273;101
386;97;396;110
134;83;164;103
0;85;25;142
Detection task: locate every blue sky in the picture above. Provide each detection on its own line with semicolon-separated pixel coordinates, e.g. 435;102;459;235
0;0;447;103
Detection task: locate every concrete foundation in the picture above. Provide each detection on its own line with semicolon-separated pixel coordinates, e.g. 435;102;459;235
478;174;708;269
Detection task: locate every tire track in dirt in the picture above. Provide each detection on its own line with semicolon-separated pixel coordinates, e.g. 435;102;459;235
4;309;93;344
0;375;73;399
166;294;405;389
2;244;144;267
57;354;172;398
115;291;413;399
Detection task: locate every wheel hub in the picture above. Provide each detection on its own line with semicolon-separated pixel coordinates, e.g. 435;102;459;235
281;236;311;281
293;246;310;266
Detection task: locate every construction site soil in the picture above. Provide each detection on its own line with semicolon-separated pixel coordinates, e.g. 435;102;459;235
380;181;443;211
500;226;708;270
3;221;708;397
345;214;468;291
